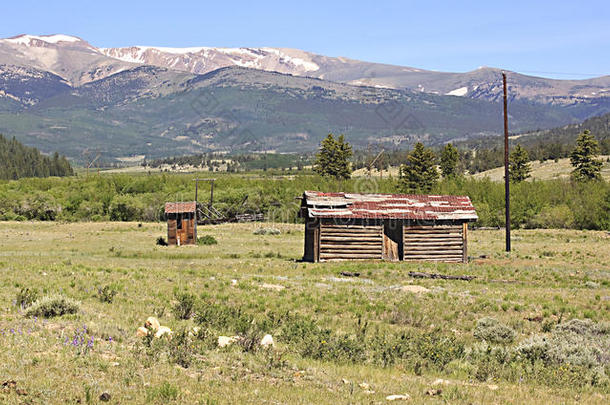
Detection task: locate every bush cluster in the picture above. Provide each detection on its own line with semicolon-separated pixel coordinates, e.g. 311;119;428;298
0;173;608;229
24;294;80;318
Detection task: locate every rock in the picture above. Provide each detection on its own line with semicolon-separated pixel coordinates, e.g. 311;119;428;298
231;279;238;286
341;378;350;385
154;326;172;338
386;394;410;401
218;335;239;348
432;378;450;386
260;334;275;347
260;283;285;291
145;317;160;331
363;390;375;395
99;392;111;402
426;389;442;396
358;382;370;390
400;285;430;294
136;326;149;337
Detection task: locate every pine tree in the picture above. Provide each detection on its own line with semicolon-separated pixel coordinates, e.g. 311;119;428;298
440;143;460;178
398;142;439;193
570;130;603;181
313;133;353;179
509;144;532;182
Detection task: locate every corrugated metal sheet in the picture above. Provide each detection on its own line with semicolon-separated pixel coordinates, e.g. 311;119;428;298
302;191;477;221
165;202;197;214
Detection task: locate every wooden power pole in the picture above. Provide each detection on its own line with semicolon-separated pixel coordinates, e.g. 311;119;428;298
502;72;511;252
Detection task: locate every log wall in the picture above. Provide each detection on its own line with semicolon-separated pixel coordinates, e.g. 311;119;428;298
319;221;383;261
403;224;465;263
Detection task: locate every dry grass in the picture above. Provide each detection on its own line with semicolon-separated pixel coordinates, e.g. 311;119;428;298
0;221;608;404
473;156;610;182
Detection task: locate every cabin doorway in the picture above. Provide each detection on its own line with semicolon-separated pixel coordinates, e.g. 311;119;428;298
383;220;402;261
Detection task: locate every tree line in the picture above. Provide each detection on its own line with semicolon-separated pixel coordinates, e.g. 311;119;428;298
0;134;73;180
314;131;607;191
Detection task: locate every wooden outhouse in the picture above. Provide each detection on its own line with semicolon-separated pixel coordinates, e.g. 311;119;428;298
164;202;197;245
299;191;477;263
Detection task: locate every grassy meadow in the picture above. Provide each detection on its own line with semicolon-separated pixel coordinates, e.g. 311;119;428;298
0;221;608;404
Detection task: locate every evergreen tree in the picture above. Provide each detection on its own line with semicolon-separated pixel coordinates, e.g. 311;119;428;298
570;130;602;181
0;134;73;180
313;133;353;179
398;142;439;193
509;144;532;182
440;143;460;178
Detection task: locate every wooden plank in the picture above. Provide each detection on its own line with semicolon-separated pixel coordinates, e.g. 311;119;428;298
404;226;462;230
409;271;475;281
404;233;462;239
405;250;464;255
321;233;382;238
321;248;382;252
404;241;463;246
314;222;320;262
462;222;468;264
321;255;381;260
405;248;463;253
321;224;381;230
321;241;381;246
321;237;382;242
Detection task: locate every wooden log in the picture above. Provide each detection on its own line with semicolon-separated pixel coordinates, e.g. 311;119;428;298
404;241;463;246
462;222;468;264
322;234;382;238
321;237;382;242
404;250;465;255
321;241;381;246
321;224;382;230
405;226;462;231
320;248;381;254
408;271;476;281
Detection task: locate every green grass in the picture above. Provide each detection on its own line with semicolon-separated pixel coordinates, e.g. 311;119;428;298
0;221;608;404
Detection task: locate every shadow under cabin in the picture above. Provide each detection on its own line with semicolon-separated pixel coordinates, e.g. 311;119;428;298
299;191;478;263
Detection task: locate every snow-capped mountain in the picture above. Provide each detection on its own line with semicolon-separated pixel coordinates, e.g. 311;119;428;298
1;33;609;105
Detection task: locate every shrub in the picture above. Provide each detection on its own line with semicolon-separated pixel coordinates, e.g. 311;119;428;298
516;319;609;368
97;285;118;304
16;287;39;309
24;294;80;318
168;328;194;368
172;291;196;320
528;204;575;229
473;317;516;344
253;227;281;235
197;235;217;245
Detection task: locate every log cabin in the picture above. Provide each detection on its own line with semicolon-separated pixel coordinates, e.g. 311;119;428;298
165;202;197;245
299;191;477;263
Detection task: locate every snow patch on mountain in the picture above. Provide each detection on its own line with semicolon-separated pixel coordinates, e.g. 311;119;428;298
446;86;468;96
3;34;81;45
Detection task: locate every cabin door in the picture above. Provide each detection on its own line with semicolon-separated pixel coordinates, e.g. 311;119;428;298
383;220;401;261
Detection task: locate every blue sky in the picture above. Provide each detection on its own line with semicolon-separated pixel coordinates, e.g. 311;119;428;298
2;0;609;79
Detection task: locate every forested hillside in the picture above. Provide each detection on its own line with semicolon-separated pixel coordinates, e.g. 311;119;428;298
0;134;73;180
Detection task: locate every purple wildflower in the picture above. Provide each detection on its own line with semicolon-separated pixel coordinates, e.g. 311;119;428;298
87;336;94;348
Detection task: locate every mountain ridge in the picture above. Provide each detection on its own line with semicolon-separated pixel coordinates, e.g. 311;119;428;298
2;33;609;106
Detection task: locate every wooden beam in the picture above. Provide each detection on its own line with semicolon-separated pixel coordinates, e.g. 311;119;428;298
463;222;468;263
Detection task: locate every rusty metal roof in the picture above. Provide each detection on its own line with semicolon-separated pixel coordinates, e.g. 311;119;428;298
165;201;197;214
302;191;477;221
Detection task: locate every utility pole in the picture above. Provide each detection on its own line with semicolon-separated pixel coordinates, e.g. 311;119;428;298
502;72;511;252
